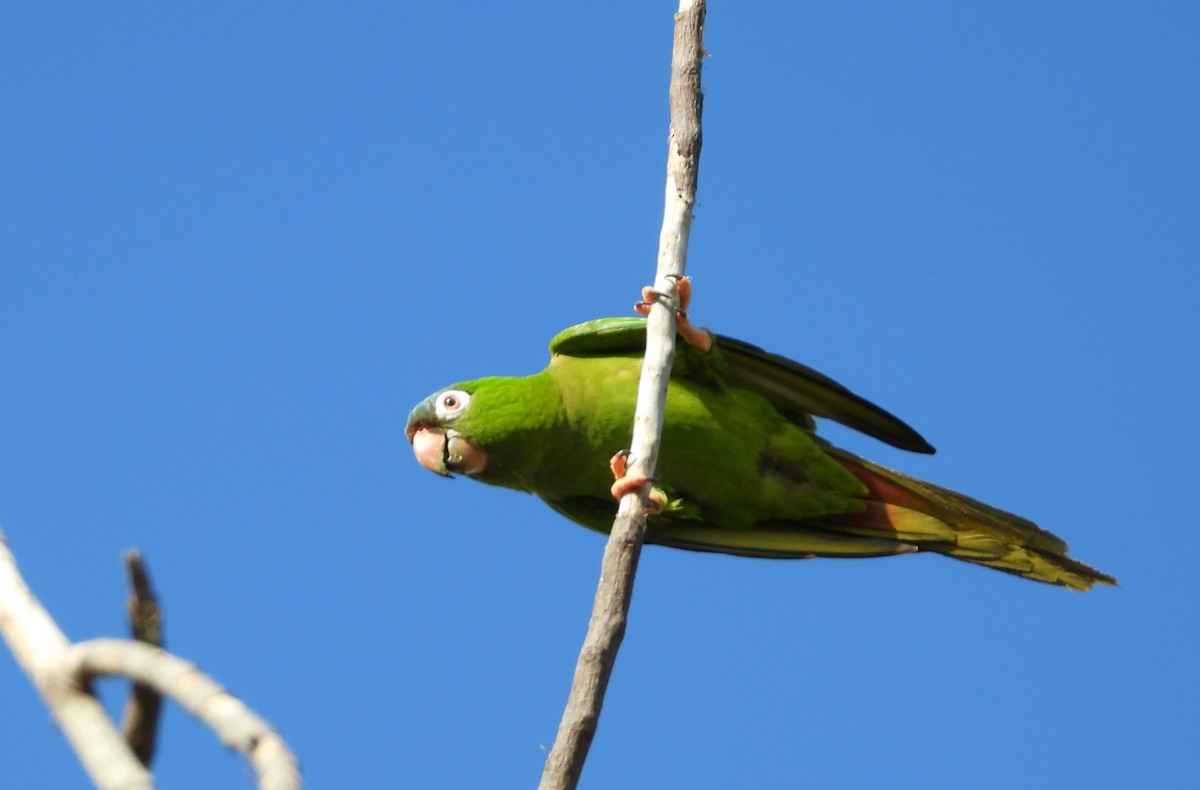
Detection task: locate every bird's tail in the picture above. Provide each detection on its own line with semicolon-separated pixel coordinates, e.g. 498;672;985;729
821;447;1117;590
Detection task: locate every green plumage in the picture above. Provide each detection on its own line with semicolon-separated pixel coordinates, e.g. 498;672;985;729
406;317;1114;590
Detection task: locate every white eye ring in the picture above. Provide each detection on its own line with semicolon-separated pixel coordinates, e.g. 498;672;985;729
435;389;471;420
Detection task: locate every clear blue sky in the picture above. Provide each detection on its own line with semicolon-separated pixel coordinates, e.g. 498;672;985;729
2;3;1195;787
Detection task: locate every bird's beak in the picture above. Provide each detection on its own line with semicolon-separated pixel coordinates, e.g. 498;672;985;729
411;425;451;476
406;398;485;477
405;395;436;443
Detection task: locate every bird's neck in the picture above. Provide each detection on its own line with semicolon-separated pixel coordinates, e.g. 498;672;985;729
471;371;569;493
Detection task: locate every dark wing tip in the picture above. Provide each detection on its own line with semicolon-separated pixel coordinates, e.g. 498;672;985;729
714;333;937;454
905;432;937;455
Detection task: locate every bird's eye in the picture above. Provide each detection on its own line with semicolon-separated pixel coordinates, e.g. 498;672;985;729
435;389;471;420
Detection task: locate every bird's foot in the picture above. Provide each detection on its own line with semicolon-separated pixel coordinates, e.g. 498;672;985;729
633;275;712;352
608;450;664;514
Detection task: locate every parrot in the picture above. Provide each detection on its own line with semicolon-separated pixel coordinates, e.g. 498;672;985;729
406;285;1115;591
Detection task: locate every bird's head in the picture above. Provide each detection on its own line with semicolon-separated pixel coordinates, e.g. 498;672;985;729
405;385;488;477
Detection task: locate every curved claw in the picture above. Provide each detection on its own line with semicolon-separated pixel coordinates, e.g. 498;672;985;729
667;274;692;312
634;285;669;317
609;449;632;480
608;450;663;514
631;276;712;351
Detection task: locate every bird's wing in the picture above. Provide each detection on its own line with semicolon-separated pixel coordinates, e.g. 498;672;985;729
550;316;934;453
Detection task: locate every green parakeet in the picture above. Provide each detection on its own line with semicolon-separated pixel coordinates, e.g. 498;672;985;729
406;316;1114;590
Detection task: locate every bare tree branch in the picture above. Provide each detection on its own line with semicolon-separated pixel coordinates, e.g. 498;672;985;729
0;531;302;789
539;3;706;788
65;639;302;790
0;530;155;790
122;550;164;766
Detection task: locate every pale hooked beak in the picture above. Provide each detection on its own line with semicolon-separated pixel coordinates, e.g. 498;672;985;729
409;426;486;476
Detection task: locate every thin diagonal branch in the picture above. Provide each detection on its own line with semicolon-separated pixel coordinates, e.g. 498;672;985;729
122;550;165;766
539;3;706;788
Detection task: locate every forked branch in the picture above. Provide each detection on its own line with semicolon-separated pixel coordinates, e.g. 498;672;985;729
0;532;301;790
